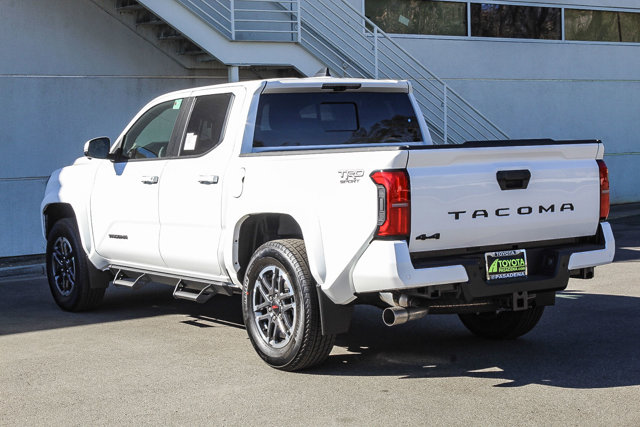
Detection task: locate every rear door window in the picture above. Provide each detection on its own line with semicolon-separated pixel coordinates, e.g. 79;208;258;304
179;93;233;157
253;92;421;148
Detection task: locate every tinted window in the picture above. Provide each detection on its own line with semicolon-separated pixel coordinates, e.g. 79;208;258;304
180;93;233;156
366;0;467;36
122;99;182;160
565;9;640;43
253;92;421;148
470;4;561;39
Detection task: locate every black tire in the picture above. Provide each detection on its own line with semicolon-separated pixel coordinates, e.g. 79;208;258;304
46;218;106;311
458;306;545;340
242;239;335;371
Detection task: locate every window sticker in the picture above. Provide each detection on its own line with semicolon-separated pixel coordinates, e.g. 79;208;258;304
398;15;410;26
184;132;198;151
173;99;183;110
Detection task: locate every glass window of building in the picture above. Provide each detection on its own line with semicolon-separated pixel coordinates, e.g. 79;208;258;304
470;4;561;39
365;0;467;36
565;9;640;43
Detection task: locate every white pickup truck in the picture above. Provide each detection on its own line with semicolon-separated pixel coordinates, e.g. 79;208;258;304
41;77;615;371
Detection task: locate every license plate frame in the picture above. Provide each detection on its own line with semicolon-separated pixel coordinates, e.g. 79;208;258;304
485;249;528;281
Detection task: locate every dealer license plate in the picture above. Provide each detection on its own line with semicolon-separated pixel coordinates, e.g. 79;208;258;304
485;249;527;281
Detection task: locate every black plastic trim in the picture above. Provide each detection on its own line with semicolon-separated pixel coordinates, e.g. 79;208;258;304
402;139;601;150
411;226;606;301
317;287;353;335
240;139;601;156
496;169;531;190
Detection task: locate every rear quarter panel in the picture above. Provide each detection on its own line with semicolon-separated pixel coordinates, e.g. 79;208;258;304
225;149;408;303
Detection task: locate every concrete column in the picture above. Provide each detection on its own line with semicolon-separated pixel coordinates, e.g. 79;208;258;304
228;65;239;82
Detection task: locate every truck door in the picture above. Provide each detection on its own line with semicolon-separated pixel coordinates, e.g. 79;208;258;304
91;98;185;267
159;89;239;279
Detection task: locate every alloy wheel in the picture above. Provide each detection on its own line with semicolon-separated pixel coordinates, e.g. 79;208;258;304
51;236;76;297
251;265;297;348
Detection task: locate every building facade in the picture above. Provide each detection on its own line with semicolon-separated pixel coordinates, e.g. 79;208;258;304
1;0;638;257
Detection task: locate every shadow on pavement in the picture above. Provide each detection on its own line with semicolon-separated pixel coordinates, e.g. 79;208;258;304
1;278;639;390
611;216;640;262
306;291;640;389
0;279;245;337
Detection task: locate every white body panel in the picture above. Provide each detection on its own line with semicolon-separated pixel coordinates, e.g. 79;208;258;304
91;159;168;267
40;159;101;256
568;222;616;270
407;144;602;253
40;77;615;306
351;241;469;293
227;149;409;303
158;86;247;280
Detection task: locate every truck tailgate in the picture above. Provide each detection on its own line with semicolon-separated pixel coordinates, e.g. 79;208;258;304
406;142;602;253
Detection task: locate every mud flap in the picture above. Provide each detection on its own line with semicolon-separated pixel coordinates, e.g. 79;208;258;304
88;262;112;289
317;287;353;336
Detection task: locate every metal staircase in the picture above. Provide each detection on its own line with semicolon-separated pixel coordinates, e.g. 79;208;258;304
98;0;301;78
133;0;509;143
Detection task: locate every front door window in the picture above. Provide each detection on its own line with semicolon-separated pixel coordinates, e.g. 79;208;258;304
121;99;183;160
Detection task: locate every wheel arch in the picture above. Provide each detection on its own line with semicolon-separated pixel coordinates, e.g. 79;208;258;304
43;203;76;238
42;202;94;258
231;213;326;288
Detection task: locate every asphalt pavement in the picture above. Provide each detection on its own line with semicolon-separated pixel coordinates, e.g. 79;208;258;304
1;216;639;426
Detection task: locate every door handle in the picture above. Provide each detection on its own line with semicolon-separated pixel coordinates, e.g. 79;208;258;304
198;175;219;185
141;175;159;184
496;169;531;190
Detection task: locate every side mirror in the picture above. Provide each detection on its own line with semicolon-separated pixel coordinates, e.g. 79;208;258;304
84;137;111;159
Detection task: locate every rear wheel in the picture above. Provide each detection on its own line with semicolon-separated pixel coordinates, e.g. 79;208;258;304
242;239;335;371
458;306;545;339
46;218;106;311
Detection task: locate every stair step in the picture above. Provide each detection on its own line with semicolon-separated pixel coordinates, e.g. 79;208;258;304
197;55;218;63
137;18;165;26
116;5;145;12
180;49;207;56
116;0;144;12
158;34;186;41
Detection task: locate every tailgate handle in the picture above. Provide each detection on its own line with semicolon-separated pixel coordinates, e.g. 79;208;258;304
496;170;531;190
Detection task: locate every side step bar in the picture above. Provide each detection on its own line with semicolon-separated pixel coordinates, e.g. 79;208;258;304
112;269;150;289
108;265;239;303
173;280;217;304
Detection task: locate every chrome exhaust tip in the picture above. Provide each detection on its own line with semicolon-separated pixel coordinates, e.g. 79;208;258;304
382;306;429;327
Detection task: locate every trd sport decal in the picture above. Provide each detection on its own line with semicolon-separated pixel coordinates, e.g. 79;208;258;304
338;170;364;184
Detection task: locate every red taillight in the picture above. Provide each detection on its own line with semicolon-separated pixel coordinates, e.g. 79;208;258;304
370;170;410;238
597;159;610;221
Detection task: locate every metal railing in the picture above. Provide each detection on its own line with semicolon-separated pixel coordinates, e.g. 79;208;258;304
177;0;299;41
176;0;508;143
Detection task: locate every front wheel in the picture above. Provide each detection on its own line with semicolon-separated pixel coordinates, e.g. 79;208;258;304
242;239;335;371
458;306;545;340
46;218;106;311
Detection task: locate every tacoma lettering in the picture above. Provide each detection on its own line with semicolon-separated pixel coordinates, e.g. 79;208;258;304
449;203;574;220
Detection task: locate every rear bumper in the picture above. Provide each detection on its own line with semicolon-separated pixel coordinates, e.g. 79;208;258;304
352;222;615;297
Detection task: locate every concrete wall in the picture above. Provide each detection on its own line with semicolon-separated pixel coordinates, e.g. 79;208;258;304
0;0;225;257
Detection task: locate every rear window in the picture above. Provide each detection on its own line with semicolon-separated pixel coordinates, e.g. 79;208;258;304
252;92;422;148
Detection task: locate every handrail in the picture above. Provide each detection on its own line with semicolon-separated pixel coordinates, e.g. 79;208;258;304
175;0;509;143
299;0;508;143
